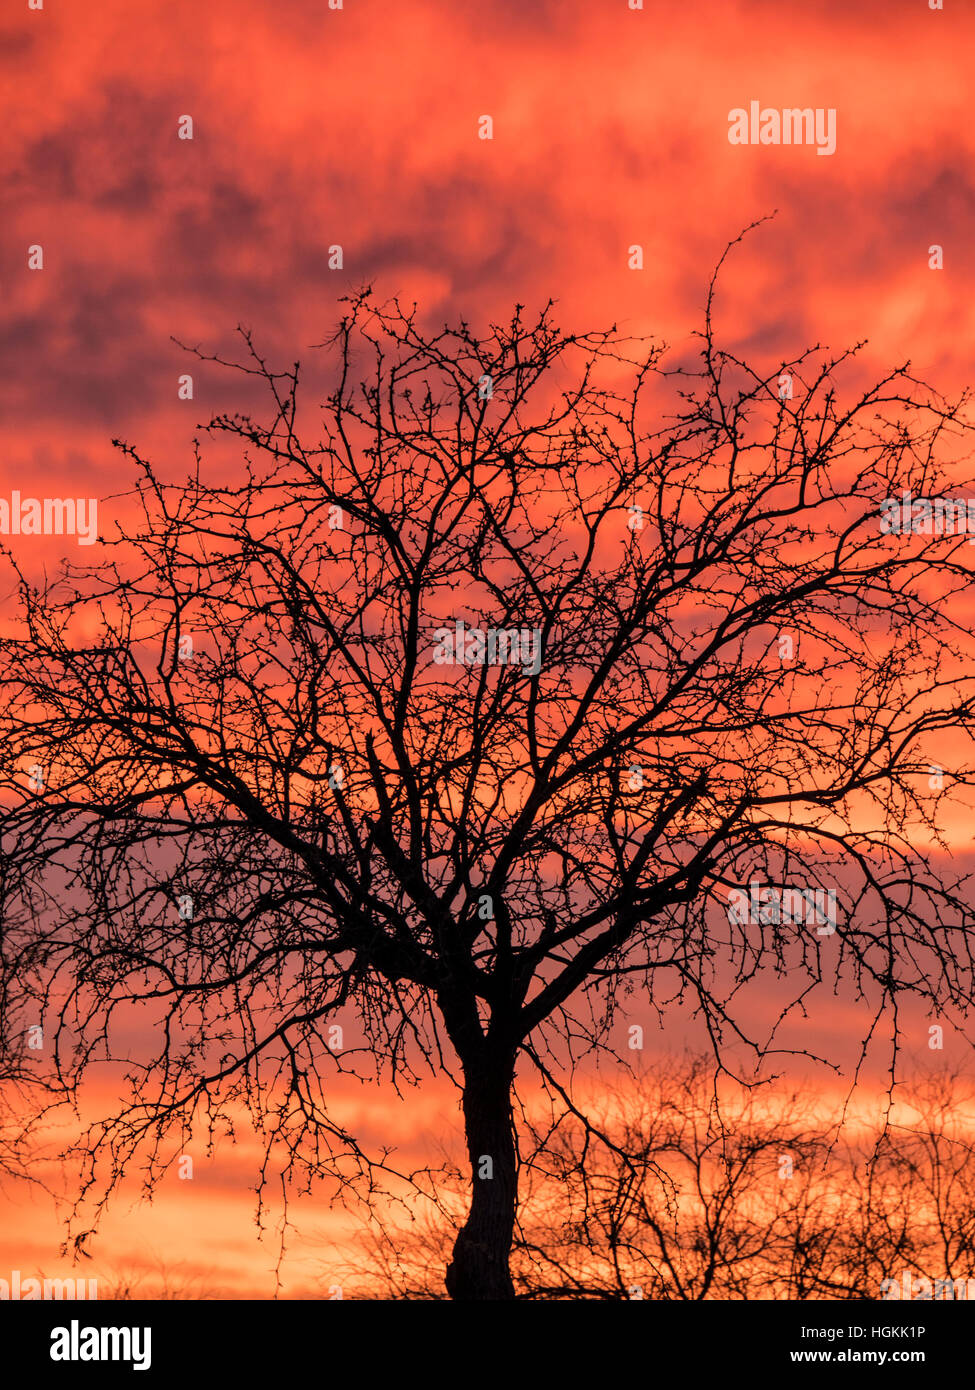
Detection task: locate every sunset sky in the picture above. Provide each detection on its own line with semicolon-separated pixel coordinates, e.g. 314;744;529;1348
1;0;973;1299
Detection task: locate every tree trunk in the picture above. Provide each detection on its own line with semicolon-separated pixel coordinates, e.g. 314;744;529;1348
445;1052;518;1300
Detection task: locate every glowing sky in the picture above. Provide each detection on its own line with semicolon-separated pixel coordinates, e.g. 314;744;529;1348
1;0;972;1298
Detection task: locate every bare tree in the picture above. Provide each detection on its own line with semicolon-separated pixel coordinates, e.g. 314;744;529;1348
509;1056;828;1301
343;1055;830;1300
2;255;975;1298
805;1068;975;1300
344;1060;975;1302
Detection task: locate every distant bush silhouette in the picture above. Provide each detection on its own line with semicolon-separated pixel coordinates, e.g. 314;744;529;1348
343;1058;975;1300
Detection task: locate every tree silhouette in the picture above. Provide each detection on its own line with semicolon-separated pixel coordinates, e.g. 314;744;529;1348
345;1058;975;1301
2;258;975;1298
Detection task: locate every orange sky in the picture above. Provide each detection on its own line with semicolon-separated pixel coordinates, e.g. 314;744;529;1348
1;0;973;1298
